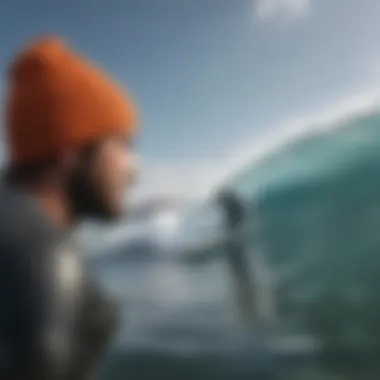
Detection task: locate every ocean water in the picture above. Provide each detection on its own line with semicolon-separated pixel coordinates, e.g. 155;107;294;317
94;106;380;379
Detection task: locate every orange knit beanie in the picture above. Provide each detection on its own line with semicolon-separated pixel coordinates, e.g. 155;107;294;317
5;36;139;165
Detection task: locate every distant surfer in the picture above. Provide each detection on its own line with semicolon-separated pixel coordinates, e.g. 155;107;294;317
0;37;139;379
216;189;256;327
216;189;275;379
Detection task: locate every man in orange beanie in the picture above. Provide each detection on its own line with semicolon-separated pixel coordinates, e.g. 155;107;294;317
0;37;139;380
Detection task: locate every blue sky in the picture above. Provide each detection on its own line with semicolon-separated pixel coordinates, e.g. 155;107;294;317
1;0;380;200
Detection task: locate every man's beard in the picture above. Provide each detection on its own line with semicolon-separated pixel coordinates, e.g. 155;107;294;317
67;167;119;221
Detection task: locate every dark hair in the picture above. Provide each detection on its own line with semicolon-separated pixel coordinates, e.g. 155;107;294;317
3;157;61;186
3;140;103;187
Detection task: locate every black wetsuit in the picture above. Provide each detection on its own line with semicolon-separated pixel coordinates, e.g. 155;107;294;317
0;184;119;380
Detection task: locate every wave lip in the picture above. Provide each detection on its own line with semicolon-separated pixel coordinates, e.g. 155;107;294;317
203;91;380;197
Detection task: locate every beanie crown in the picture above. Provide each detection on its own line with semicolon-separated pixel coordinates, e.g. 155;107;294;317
5;36;139;164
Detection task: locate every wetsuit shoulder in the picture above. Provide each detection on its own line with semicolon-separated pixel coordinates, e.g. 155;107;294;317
0;187;83;379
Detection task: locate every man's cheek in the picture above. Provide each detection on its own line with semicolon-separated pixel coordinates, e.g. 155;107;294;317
127;152;139;177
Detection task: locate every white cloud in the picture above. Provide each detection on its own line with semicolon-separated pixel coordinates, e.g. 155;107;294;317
254;0;312;23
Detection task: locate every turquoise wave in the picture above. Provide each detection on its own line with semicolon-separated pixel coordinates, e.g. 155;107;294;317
228;107;380;352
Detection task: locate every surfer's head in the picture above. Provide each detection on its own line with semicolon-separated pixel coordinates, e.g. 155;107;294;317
4;37;139;223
